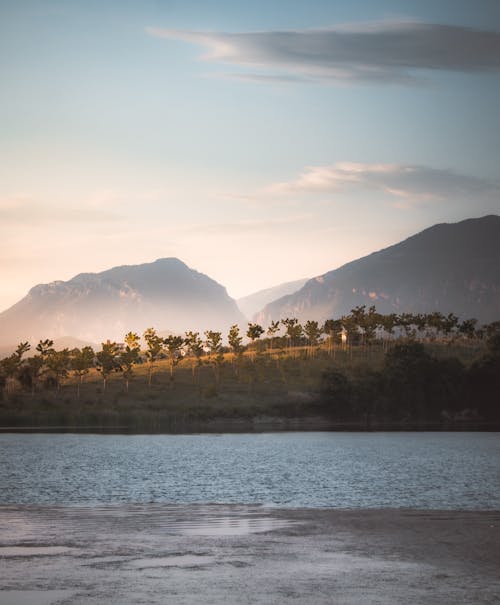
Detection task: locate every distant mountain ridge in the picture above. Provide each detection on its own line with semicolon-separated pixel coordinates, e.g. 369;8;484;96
0;258;244;345
255;215;500;326
237;278;308;319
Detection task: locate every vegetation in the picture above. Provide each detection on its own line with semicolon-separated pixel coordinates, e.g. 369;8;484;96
0;306;499;431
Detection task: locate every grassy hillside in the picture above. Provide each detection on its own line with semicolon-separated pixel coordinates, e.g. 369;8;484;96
0;338;494;431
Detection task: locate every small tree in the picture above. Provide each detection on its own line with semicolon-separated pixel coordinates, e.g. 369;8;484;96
228;324;244;377
304;320;322;357
323;319;342;357
266;320;281;351
228;324;243;355
46;348;71;390
95;341;121;390
164;335;184;385
204;330;224;387
0;342;31;395
120;332;141;393
71;346;95;398
246;323;264;360
281;318;303;349
143;327;164;387
184;331;204;381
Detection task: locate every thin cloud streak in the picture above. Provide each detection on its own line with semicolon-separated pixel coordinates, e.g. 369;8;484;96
147;22;500;84
0;197;120;224
266;163;499;202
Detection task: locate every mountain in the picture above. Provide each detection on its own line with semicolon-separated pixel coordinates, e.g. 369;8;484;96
255;216;500;326
237;278;308;319
0;258;245;346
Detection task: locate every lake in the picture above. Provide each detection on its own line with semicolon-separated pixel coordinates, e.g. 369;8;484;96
1;432;499;508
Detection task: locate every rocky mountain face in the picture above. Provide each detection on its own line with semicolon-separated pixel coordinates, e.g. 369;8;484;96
237;278;308;320
0;258;245;346
255;215;500;326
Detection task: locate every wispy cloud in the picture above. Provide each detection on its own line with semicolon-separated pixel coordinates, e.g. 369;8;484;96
147;21;500;85
0;196;120;224
266;162;499;202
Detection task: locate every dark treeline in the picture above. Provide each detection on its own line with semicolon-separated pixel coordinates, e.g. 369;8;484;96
321;335;500;426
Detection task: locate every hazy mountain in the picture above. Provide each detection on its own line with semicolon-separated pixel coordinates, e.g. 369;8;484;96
0;258;245;346
255;216;500;326
237;278;308;319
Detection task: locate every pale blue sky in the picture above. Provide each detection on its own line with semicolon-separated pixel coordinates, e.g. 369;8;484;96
1;0;499;310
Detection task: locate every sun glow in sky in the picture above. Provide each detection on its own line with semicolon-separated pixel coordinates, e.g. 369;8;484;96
1;0;500;311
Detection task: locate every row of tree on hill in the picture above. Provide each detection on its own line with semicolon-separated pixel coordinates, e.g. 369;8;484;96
1;306;499;397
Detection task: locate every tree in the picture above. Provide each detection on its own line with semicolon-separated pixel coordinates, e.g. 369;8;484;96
228;324;243;355
340;313;359;348
71;346;95;398
184;331;204;380
204;330;224;387
228;324;244;377
323;319;342;357
0;342;31;395
458;318;478;340
303;320;322;357
36;339;55;358
266;320;281;351
95;341;121;390
246;323;264;360
46;348;71;390
164;335;184;385
143;327;164;387
120;333;141;393
281;318;303;349
22;339;55;394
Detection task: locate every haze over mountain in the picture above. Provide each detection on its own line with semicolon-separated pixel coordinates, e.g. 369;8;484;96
237;278;308;320
255;216;500;326
0;258;244;346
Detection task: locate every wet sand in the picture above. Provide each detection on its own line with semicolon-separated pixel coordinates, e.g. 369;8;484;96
0;504;499;604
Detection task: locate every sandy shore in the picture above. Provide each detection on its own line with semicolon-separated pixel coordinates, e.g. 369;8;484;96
0;504;499;604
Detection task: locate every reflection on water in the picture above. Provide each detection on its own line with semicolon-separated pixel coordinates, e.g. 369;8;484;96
0;432;499;509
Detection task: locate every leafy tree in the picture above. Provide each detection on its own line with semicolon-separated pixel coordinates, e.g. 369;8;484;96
71;346;95;398
120;333;141;392
323;319;342;356
46;348;71;390
204;330;224;387
340;314;358;347
246;323;264;360
303;320;322;357
21;339;55;394
281;318;303;349
184;331;204;380
228;324;243;355
95;341;121;390
143;327;164;387
458;318;478;340
266;320;281;350
204;330;222;357
228;324;244;377
164;335;184;384
36;339;55;358
0;342;31;395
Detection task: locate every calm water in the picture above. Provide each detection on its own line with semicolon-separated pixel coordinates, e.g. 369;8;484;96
0;432;499;509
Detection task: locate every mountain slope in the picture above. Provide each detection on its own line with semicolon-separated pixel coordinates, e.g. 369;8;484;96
255;215;500;326
237;278;308;319
0;258;245;345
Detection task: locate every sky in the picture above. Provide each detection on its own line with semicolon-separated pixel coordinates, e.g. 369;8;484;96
1;0;500;312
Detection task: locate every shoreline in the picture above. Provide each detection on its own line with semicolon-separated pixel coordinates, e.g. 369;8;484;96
1;504;499;604
1;415;498;433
